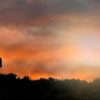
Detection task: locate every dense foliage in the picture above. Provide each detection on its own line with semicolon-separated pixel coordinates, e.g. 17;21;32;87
0;73;100;100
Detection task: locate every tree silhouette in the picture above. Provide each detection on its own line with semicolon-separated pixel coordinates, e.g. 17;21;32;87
0;73;100;100
0;57;2;67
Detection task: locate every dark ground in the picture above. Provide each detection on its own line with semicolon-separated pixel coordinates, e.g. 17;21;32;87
0;73;100;100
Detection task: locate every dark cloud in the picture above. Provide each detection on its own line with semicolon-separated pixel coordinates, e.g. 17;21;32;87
0;0;48;25
0;0;99;26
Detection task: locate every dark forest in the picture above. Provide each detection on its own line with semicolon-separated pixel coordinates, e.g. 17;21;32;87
0;73;100;100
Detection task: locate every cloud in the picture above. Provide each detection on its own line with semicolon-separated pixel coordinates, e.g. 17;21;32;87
0;0;100;81
0;0;99;26
0;0;48;25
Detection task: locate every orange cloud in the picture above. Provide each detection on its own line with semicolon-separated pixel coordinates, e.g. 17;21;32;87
0;10;100;81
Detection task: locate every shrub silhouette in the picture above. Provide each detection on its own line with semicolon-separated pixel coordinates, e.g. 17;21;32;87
0;73;100;100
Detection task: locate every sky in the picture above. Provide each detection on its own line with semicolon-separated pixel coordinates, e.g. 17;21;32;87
0;0;100;81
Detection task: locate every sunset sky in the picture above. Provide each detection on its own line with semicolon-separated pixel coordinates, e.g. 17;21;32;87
0;0;100;81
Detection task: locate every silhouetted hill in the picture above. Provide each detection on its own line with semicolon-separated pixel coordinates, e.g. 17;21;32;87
0;73;100;100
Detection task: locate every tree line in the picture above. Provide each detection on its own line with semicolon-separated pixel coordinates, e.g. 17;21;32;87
0;73;100;100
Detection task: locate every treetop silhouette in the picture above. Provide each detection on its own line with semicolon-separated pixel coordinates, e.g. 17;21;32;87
0;57;2;68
